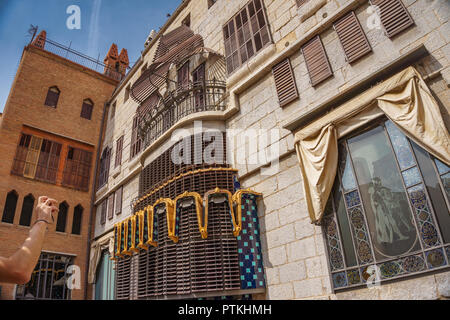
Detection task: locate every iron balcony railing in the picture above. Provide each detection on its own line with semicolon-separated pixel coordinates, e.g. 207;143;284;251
34;38;128;82
139;79;227;148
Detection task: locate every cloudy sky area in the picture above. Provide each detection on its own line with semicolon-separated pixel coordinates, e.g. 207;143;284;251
0;0;181;112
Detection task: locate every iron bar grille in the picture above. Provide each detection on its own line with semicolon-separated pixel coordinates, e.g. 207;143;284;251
139;80;227;149
139;132;228;199
32;38;128;81
15;253;73;300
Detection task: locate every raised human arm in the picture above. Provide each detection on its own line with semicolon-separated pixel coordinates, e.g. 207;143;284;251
0;197;58;284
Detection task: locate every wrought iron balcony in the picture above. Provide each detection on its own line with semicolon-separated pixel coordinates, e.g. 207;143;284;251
139;79;227;148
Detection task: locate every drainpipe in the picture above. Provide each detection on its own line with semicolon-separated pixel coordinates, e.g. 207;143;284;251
84;101;109;300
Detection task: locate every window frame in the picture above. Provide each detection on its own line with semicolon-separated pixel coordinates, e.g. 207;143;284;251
222;0;272;75
322;117;450;292
44;86;60;108
80;99;94;120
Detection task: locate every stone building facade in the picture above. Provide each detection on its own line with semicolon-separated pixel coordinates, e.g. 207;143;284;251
91;0;450;300
0;32;122;299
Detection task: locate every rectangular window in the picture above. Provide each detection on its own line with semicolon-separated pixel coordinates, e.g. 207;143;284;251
192;63;205;109
80;100;94;120
223;0;271;74
115;187;123;216
15;253;74;300
115;136;124;168
62;147;93;192
35;139;62;183
107;193;115;220
333;11;372;63
124;85;131;103
98;147;111;189
12;134;62;184
130;117;142;160
100;200;107;226
272;58;299;107
177;62;189;90
301;35;333;87
370;0;414;38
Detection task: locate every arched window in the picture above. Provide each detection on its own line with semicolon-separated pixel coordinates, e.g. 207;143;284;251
72;205;83;235
19;194;35;227
80;99;94;120
44;86;60;108
2;190;18;224
56;201;69;233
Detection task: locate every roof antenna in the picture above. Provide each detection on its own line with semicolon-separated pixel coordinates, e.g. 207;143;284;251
27;25;38;43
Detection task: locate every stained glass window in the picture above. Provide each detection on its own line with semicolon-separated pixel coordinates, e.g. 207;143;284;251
323;119;450;291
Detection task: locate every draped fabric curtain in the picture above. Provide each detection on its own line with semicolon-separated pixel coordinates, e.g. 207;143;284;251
294;67;450;225
88;232;115;284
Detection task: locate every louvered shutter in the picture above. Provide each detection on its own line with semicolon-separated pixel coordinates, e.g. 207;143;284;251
334;11;372;63
301;35;333;87
108;194;115;220
177;62;189;90
115;136;124;168
35;140;62;183
100;200;107;225
370;0;414;38
296;0;309;7
115;187;123;215
272;58;299;107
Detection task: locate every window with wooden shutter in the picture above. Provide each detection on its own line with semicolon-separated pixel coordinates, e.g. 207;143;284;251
35;139;62;183
192;63;205;109
80;99;94;120
100;200;107;225
63;147;93;191
12;134;31;176
23;136;43;179
223;0;271;75
272;58;299;107
130;117;142;160
296;0;310;7
334;11;372;63
44;86;60;108
115;187;123;216
177;62;189;90
370;0;414;38
301;35;333;87
98;147;111;189
108;194;115;220
115;136;124;168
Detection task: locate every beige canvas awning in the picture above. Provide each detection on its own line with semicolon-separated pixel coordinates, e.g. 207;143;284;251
294;66;450;225
88;232;115;284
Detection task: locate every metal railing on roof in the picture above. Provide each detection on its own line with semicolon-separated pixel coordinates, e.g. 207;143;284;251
33;38;130;82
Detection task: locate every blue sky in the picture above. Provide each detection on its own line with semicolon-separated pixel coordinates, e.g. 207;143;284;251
0;0;181;112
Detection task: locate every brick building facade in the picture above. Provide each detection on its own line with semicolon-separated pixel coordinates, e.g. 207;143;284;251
0;32;123;300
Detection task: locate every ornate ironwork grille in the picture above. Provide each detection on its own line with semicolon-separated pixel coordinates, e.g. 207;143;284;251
323;119;450;291
15;253;74;300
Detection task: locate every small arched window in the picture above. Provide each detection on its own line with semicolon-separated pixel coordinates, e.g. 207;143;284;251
19;194;35;227
56;201;69;232
44;86;60;108
72;204;83;235
2;190;18;224
81;99;94;120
